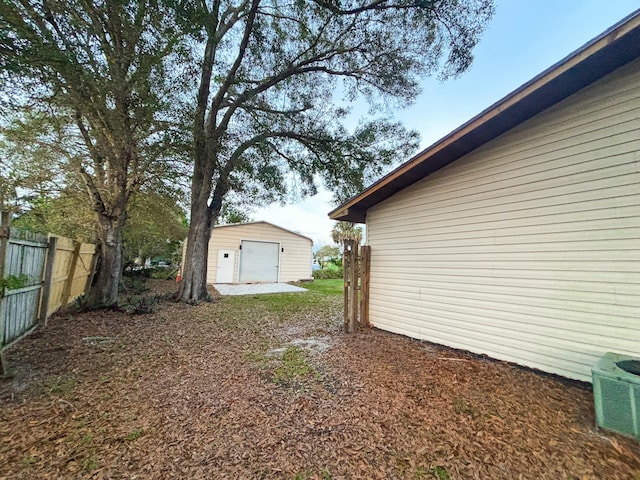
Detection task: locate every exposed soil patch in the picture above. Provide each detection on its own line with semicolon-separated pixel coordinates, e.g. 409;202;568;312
1;279;638;479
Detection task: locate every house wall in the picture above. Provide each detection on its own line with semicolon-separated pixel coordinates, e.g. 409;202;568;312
365;58;640;382
206;222;312;283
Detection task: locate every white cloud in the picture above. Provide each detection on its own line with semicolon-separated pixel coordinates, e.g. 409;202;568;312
253;188;337;247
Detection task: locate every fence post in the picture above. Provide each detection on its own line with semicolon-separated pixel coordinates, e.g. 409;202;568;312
0;211;8;284
0;212;9;376
39;236;57;325
60;241;81;309
83;244;98;296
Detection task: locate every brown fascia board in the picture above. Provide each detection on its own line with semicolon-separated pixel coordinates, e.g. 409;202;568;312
329;10;640;223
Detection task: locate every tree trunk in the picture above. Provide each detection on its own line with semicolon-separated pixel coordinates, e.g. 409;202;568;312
88;214;125;306
178;73;228;302
177;193;215;302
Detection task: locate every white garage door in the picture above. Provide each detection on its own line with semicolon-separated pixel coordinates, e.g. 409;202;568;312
238;240;280;283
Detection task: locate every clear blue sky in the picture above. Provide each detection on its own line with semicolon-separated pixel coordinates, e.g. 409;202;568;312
254;1;640;247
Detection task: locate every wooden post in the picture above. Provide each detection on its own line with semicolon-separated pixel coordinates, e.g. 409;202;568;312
0;212;8;375
350;241;359;332
39;236;57;325
83;244;99;296
360;245;371;328
60;240;81;309
343;240;350;332
0;211;8;286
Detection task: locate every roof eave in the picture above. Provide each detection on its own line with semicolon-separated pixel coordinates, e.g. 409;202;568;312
329;10;640;223
330;206;366;223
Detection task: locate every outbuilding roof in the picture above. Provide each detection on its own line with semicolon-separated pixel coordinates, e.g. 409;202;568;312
329;10;640;223
214;220;313;242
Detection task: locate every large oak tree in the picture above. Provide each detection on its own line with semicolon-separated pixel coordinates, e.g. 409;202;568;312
177;0;494;301
0;0;184;305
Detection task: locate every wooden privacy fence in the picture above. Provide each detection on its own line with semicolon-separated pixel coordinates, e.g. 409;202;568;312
0;213;48;358
343;239;371;333
0;212;97;374
43;236;97;317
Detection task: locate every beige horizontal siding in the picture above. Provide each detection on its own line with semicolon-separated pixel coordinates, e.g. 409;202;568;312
366;57;640;382
206;222;312;283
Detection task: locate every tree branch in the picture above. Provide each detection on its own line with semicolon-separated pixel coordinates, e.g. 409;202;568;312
207;0;260;133
311;0;434;16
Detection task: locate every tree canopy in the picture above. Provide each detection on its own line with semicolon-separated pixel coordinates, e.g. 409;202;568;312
123;191;188;266
177;0;495;301
0;0;187;305
0;0;495;304
331;221;363;245
315;245;341;266
1;112;188;266
10;186;188;268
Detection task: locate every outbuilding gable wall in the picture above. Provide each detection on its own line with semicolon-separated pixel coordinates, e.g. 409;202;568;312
206;223;312;283
365;58;640;382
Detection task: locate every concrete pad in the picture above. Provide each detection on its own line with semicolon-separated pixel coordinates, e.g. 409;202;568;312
213;283;308;296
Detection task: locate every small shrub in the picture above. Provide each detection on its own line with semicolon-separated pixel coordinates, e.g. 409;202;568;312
127;296;156;315
125;266;174;280
0;273;31;290
73;294;92;312
149;268;174;280
124;267;153;278
312;267;343;280
121;275;149;295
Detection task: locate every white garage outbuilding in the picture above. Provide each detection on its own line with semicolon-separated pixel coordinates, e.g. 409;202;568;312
203;221;312;284
329;13;640;382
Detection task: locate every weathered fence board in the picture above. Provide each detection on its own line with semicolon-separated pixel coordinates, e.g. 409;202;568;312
0;227;48;351
343;240;371;333
67;242;96;305
0;211;7;374
47;236;75;315
2;286;42;345
0;211;98;374
46;237;97;316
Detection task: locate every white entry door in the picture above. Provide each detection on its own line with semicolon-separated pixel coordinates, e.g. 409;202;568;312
238;240;279;283
216;250;235;283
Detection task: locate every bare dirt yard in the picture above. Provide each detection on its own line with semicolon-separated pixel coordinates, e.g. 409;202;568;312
1;279;639;479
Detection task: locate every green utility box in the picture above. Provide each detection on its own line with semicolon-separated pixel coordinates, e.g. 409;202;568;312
592;352;640;440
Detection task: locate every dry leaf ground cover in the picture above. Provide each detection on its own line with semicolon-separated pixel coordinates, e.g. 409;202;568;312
1;278;639;480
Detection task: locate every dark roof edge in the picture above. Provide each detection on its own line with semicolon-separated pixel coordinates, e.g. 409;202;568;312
214;220;313;242
329;9;640;222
